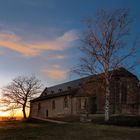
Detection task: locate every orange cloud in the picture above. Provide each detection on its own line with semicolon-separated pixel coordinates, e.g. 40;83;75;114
0;32;18;41
42;66;67;80
0;30;78;57
54;55;65;59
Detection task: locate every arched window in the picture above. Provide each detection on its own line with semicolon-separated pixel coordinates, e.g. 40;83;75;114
38;103;41;112
78;98;81;109
52;100;55;110
84;98;87;109
121;82;127;104
64;96;68;108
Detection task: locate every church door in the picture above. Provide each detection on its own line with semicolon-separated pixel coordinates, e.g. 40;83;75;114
90;97;97;114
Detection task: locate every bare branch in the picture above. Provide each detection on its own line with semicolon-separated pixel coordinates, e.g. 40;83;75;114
72;9;139;121
1;75;42;119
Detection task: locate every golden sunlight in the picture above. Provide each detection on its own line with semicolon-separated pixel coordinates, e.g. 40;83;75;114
0;94;29;118
0;109;29;117
0;111;9;117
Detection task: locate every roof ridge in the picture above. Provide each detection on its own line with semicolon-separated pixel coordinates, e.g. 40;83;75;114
40;67;138;97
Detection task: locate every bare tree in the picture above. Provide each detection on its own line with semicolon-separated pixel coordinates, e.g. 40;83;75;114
1;76;42;119
73;9;139;121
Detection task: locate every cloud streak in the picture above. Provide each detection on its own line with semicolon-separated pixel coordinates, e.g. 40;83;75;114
47;55;65;60
0;30;78;57
42;66;67;80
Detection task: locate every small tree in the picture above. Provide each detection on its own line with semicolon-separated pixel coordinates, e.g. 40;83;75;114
1;76;42;119
73;9;139;121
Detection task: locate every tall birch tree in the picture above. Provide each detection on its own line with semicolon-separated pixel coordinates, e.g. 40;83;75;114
74;9;139;121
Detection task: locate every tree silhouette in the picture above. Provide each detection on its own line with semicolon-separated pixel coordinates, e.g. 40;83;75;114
1;76;42;119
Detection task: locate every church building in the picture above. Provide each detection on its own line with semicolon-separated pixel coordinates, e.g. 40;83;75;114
30;68;140;119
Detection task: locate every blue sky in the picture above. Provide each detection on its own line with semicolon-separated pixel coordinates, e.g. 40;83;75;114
0;0;140;89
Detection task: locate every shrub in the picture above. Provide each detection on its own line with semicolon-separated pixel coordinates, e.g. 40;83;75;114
106;115;140;126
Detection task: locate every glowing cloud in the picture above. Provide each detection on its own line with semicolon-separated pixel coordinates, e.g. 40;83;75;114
54;55;65;59
0;30;78;57
42;65;67;80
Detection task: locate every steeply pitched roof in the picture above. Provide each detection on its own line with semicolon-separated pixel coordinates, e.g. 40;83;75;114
31;67;138;102
31;88;78;102
41;76;90;96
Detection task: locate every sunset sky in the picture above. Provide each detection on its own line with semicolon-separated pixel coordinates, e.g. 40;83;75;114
0;0;140;116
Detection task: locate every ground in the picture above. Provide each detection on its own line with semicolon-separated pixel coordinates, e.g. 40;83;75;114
0;120;140;140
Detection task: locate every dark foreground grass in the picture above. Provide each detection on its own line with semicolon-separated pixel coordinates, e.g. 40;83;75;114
0;120;140;140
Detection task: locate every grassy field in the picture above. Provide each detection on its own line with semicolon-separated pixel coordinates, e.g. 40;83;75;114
0;120;140;140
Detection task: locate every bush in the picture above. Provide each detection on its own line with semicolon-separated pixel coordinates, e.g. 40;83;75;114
106;115;140;126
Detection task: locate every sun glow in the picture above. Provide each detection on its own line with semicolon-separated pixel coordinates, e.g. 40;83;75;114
0;111;9;117
0;94;29;118
0;108;29;117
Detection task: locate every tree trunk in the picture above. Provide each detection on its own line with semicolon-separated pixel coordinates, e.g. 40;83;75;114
105;77;110;122
22;105;27;119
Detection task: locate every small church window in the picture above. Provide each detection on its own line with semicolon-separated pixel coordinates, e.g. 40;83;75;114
78;83;82;86
52;100;55;110
64;96;68;108
121;82;127;104
67;86;71;90
78;98;81;110
84;98;87;109
81;98;88;110
59;88;62;92
46;110;48;117
38;103;41;112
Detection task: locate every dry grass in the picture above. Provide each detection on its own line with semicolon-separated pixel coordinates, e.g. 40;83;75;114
0;120;140;140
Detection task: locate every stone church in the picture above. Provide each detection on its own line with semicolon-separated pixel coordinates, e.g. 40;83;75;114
30;68;140;119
